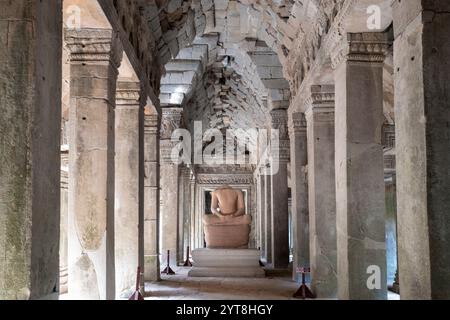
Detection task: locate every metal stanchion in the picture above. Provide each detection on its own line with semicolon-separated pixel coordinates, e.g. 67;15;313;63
161;250;176;275
293;267;315;299
183;246;193;267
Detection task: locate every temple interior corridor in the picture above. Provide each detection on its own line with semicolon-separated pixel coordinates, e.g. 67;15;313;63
1;0;450;301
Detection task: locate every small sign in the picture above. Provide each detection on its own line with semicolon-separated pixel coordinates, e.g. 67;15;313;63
296;267;311;274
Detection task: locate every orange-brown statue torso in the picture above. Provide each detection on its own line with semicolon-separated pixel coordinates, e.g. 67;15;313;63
203;186;252;248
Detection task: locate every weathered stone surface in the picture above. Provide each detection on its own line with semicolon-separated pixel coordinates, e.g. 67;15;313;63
289;113;309;282
263;173;272;266
334;33;388;300
269;109;290;269
0;0;62;300
393;0;450;300
71;254;100;300
306;86;337;299
143;113;161;282
66;28;122;300
160;108;183;269
114;82;141;298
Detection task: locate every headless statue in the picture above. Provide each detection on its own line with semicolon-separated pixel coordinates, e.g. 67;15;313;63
203;185;252;248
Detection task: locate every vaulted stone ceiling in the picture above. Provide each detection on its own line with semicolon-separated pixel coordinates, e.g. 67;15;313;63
112;0;395;129
142;0;304;131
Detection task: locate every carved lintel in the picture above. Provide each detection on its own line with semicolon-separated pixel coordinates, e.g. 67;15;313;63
65;28;123;69
331;32;390;69
196;174;254;185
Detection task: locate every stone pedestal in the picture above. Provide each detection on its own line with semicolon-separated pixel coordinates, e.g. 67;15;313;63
66;28;123;300
114;81;141;298
188;249;265;278
289;113;309;282
0;1;62;300
332;33;389;300
393;0;450;300
306;85;337;298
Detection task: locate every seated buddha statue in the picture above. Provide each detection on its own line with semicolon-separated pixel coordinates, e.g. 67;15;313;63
203;185;252;249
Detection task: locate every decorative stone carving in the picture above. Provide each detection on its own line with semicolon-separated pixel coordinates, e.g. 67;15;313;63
160;107;183;140
330;32;390;69
270;109;289;140
270;108;290;162
65;28;123;68
196;174;254;185
290;112;307;138
305;85;335;122
116;82;140;109
144;114;159;136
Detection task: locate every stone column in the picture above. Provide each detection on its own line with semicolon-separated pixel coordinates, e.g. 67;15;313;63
66;28;123;300
0;1;62;300
305;85;337;298
270;109;290;269
114;81;141;298
177;166;191;263
263;170;272;266
392;0;450;300
189;175;197;251
181;167;192;262
332;33;389;300
289;113;309;282
143;112;160;282
60;151;69;295
256;173;266;257
160;108;183;269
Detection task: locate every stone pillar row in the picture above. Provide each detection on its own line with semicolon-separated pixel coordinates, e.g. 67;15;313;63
305;85;337;298
64;27;162;299
66;28;123;300
295;32;390;299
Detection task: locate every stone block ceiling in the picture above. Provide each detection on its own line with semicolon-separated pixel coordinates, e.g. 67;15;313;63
111;0;394;131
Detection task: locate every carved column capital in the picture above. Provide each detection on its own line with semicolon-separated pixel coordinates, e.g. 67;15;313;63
270;109;289;139
270;109;290;163
116;81;140;110
305;85;335;122
289;113;307;138
64;28;123;69
331;32;390;69
160;107;183;140
144;113;159;135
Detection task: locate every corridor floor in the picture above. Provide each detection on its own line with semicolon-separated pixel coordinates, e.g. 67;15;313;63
145;267;299;300
144;267;401;300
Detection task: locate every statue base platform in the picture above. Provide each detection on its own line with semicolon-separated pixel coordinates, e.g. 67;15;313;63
188;249;265;278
